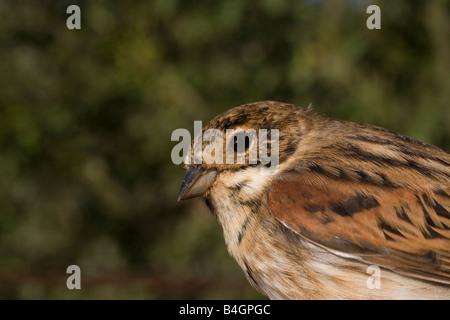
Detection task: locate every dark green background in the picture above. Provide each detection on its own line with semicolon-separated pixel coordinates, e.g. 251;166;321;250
0;0;448;299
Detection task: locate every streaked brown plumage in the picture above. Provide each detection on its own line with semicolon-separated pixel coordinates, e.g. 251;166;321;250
178;101;450;299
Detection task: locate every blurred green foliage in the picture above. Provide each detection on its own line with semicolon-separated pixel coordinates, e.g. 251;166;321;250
0;0;448;299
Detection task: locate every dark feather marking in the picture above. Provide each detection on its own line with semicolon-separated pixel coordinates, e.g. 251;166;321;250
204;197;215;214
240;197;262;209
307;163;325;174
415;195;450;229
435;157;450;168
228;113;249;128
304;203;325;213
237;164;258;170
257;106;269;113
284;140;298;156
346;134;385;144
307;163;340;179
237;212;254;245
341;143;441;178
304;204;334;224
395;205;413;225
393;132;430;147
383;231;395;241
229;180;250;193
336;167;346;179
408;160;430;174
422;192;435;207
423;251;441;269
423;209;436;227
415;194;432;223
376;172;398;188
331;193;380;217
304;161;399;189
344;144;405;167
229;184;243;192
379;220;405;238
346;131;443;152
423;225;446;240
344;138;450;177
435;189;450;199
434;202;450;220
300;191;312;200
322;216;334;225
307;162;376;185
355;170;371;183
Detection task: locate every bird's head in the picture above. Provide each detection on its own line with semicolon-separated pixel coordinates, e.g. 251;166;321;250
178;101;308;201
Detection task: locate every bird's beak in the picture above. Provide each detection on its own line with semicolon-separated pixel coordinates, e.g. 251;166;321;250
178;166;218;201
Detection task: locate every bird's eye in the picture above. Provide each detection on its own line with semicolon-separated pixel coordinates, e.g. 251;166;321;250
231;132;251;154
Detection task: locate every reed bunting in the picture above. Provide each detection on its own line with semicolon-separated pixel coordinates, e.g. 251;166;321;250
178;101;450;299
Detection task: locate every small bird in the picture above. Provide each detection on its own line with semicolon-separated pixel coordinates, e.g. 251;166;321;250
178;101;450;299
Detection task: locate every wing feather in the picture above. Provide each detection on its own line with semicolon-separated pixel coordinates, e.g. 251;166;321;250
267;164;450;284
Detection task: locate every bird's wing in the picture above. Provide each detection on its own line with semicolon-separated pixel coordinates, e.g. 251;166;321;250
267;164;450;285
